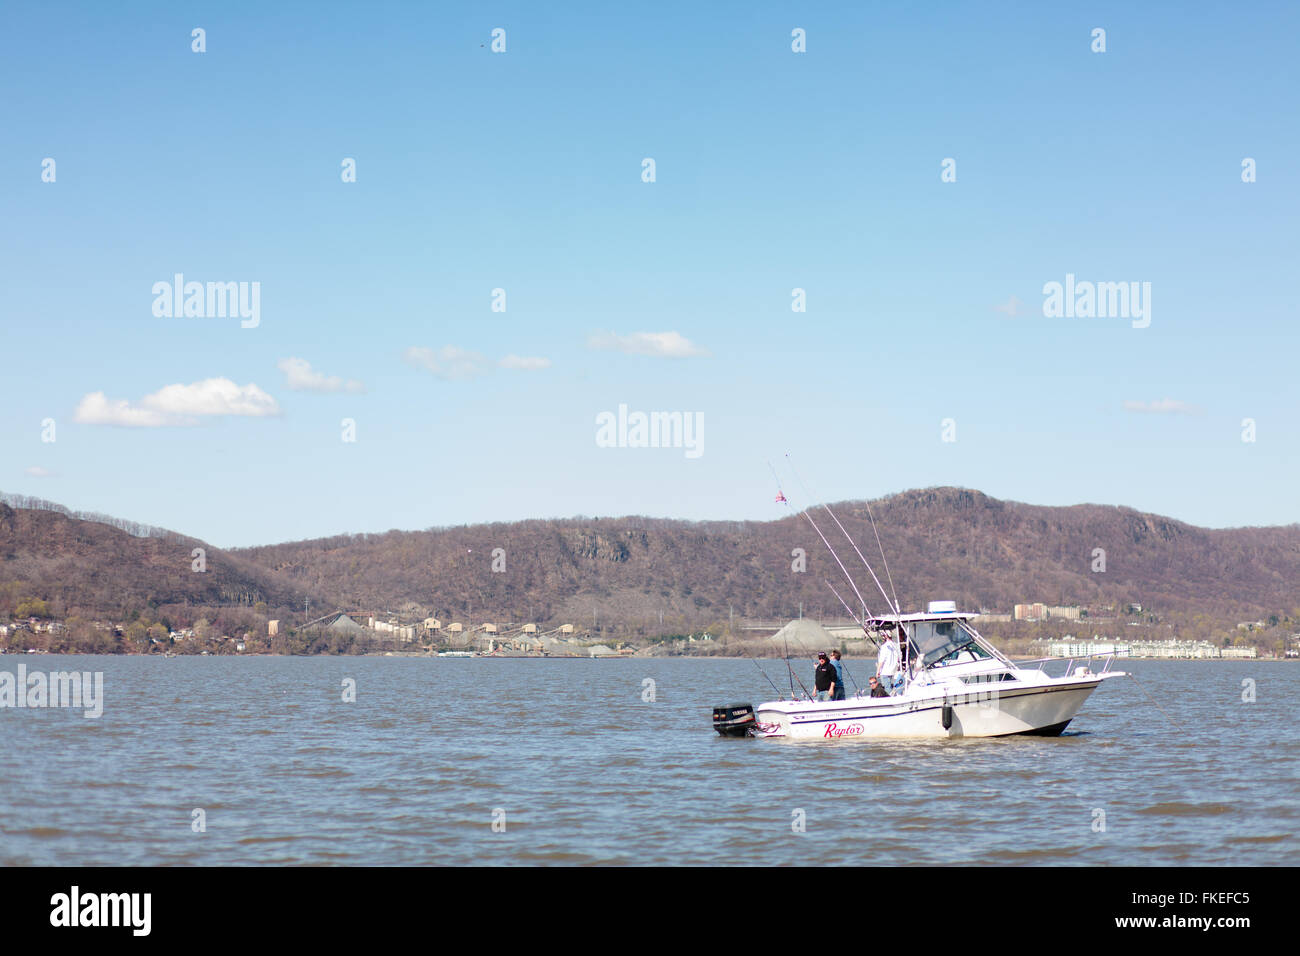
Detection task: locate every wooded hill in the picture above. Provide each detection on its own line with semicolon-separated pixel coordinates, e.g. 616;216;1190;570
4;489;1298;641
0;499;309;618
233;487;1300;632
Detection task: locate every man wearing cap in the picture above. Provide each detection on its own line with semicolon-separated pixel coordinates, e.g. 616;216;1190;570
813;652;838;701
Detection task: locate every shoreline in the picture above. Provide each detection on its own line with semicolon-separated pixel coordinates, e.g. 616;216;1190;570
0;651;1288;662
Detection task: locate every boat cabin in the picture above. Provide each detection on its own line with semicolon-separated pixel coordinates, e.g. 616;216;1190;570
866;604;1014;680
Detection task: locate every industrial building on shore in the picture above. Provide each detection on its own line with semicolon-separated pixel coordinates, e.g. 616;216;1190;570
1045;638;1257;659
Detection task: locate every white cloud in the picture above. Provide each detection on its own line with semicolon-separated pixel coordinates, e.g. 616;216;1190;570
403;345;489;381
24;466;56;478
278;357;365;393
74;378;282;427
74;393;177;427
498;354;551;370
587;330;710;358
1123;399;1202;415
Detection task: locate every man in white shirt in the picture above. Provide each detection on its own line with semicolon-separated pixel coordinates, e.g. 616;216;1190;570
876;631;901;693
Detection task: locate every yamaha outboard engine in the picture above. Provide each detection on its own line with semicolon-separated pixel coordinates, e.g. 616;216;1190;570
712;702;756;737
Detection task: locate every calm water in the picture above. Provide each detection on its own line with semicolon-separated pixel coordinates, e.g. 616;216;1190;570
1;656;1296;866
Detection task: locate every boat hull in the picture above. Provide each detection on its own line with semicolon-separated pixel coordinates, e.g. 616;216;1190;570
753;677;1107;740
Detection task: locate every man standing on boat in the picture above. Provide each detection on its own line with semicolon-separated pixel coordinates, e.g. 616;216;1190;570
813;652;838;701
876;630;901;694
830;650;846;700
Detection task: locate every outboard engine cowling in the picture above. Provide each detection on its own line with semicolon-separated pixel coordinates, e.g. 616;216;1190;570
712;702;756;737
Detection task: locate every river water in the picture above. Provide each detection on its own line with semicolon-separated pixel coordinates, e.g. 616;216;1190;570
1;656;1295;865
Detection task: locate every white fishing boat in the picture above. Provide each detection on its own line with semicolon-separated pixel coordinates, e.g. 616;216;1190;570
715;601;1124;740
712;473;1126;740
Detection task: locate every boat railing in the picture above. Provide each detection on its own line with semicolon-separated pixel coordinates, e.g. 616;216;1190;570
1015;652;1120;679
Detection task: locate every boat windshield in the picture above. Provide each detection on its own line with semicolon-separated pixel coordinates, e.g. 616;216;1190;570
907;619;988;668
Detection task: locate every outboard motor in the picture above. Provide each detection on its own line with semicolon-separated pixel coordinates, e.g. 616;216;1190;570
712;702;756;737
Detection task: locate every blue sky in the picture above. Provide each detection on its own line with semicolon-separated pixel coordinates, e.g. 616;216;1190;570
2;2;1297;547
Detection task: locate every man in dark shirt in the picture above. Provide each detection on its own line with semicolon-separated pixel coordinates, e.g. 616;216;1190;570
868;676;890;697
814;652;837;701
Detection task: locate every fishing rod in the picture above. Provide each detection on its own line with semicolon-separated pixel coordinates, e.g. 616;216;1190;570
824;578;870;631
787;455;900;615
799;508;874;617
769;461;869;702
782;629;812;700
819;579;869;696
861;493;902;617
769;460;873;639
789;662;812;700
841;660;861;694
783;630;796;698
786;455;912;676
771;460;893;644
771;462;875;624
744;651;785;699
824;579;882;666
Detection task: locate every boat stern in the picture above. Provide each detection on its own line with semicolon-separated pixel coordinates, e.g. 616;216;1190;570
712;702;757;737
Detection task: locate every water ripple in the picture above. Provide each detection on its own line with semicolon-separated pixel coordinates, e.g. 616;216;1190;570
0;656;1296;865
